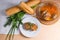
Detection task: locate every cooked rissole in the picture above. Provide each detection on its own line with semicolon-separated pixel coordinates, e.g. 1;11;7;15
23;22;38;31
6;0;40;16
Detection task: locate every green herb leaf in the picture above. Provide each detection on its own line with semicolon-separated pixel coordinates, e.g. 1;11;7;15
31;4;37;8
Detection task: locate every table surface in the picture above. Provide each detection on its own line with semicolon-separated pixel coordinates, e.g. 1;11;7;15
0;0;60;40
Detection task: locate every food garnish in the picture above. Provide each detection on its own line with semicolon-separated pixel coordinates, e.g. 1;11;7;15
4;11;25;40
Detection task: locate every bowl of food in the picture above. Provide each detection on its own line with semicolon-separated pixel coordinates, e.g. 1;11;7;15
19;15;41;37
36;1;60;25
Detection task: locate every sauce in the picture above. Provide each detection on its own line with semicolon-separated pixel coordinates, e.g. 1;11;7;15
36;2;59;25
36;2;58;21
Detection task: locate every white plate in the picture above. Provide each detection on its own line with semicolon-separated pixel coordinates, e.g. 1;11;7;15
19;14;41;37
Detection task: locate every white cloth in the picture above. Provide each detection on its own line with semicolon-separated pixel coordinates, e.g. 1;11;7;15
0;0;27;34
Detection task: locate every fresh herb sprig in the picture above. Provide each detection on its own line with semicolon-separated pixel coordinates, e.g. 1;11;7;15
4;11;25;40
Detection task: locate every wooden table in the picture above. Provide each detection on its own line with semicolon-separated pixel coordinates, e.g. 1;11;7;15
0;0;60;40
